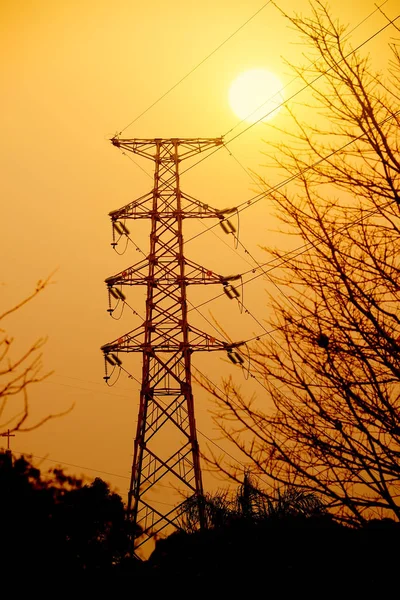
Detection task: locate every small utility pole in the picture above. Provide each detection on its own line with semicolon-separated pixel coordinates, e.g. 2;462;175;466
1;429;15;463
0;429;15;451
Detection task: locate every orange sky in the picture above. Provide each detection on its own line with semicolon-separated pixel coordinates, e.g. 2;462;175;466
0;0;396;509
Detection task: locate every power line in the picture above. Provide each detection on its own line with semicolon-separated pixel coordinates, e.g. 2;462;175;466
98;4;400;499
185;107;400;247
9;380;267;491
42;377;138;398
111;7;399;312
223;0;391;139
191;364;284;489
235;237;303;318
117;1;272;135
110;4;400;300
12;451;131;480
188;196;398;347
112;1;395;206
109;109;400;386
179;10;400;180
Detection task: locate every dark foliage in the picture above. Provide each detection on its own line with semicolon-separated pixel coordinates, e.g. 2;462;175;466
147;514;399;594
1;452;398;592
144;477;399;593
179;473;328;533
0;451;140;576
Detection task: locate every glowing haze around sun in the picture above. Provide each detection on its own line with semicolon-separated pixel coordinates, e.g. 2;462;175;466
229;68;284;124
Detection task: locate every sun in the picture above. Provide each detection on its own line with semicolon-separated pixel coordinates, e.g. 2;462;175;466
229;68;284;124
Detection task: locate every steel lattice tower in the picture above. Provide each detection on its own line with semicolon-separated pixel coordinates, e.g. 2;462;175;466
101;137;241;555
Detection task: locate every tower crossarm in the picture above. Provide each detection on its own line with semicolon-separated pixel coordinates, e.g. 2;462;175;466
111;136;223;162
105;257;225;287
101;325;242;354
109;191;225;221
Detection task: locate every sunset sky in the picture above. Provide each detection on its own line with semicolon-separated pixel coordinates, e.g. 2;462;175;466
1;0;396;511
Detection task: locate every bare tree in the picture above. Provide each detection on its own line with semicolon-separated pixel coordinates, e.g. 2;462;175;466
0;274;72;436
204;2;400;525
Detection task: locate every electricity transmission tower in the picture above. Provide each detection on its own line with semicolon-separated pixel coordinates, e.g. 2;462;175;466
101;137;243;555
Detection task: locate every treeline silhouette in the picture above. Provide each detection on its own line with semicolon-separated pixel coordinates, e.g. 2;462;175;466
0;451;139;577
1;451;398;592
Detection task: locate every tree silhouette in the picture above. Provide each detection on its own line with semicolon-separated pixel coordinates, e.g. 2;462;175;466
203;2;400;524
178;473;327;533
0;451;138;575
151;474;399;594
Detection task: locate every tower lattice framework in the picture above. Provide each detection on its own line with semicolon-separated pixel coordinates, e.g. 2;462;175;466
102;137;240;553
